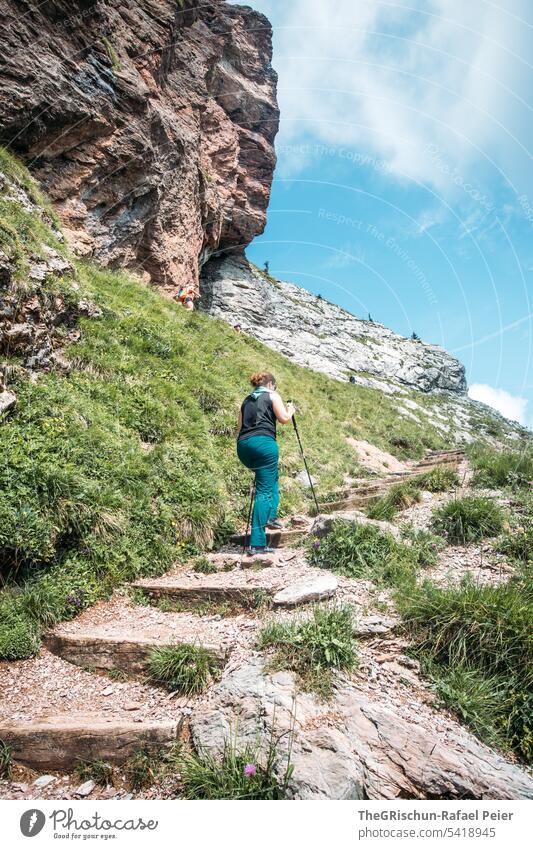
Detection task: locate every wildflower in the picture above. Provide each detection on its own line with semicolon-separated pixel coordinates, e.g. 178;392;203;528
243;763;257;777
313;539;321;550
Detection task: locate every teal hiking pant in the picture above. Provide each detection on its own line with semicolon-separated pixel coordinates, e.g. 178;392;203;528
237;435;279;548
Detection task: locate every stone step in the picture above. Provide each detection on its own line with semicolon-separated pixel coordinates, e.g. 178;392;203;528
319;459;462;512
132;574;280;608
44;631;230;676
229;527;306;549
132;565;333;609
0;715;180;771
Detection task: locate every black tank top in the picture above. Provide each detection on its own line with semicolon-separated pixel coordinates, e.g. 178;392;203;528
238;390;277;442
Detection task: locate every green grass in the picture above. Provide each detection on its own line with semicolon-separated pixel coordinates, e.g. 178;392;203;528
74;759;113;787
192;556;218;574
397;574;533;761
257;605;357;698
366;479;421;520
495;523;533;564
469;444;533;490
178;731;294;800
366;466;459;520
308;520;420;588
145;644;217;695
431;496;505;544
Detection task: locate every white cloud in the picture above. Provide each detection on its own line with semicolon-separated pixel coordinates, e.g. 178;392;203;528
468;383;529;425
245;0;528;191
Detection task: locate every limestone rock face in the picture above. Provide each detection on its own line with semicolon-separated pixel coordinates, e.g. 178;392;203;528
0;0;279;290
200;255;467;393
191;659;533;800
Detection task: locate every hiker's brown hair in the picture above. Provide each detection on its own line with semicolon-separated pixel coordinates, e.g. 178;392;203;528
250;371;276;388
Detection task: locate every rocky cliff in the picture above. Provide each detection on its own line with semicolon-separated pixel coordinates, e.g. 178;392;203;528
0;0;279;290
200;254;467;395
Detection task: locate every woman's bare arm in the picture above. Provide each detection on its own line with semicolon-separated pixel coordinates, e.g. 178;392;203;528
271;392;295;424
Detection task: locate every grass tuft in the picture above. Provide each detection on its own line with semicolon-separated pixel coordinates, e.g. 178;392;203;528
431;496;505;544
179;730;293;799
258;605;357;699
146;644;217;695
75;759;113;787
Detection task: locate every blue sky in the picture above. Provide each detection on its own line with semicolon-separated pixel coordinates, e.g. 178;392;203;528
238;0;533;428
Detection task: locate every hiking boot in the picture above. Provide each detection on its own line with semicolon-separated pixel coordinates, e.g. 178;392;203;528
246;546;276;555
266;519;283;530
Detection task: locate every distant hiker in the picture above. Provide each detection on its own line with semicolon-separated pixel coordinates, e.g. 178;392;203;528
349;375;356;384
174;285;196;311
263;260;270;274
234;323;242;333
237;371;295;554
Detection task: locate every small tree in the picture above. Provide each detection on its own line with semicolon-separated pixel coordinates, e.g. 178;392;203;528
263;260;270;274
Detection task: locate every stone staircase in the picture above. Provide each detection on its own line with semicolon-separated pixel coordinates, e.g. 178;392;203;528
230;449;465;546
0;450;465;778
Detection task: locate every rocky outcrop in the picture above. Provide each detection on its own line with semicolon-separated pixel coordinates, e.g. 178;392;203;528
191;658;533;800
0;0;279;291
200;255;467;394
0;166;101;393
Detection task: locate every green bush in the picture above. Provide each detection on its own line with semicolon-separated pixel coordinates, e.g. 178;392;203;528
258;605;357;698
431;496;505;544
0;613;40;659
179;733;293;800
308;520;418;588
146;644;217;695
469;445;533;489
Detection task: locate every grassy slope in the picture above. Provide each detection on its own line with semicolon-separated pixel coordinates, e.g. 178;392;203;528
0;149;455;658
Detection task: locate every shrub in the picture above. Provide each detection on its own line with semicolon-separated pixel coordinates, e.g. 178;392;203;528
431;496;505;544
146;644;217;695
179;732;293;799
0;613;40;659
0;740;12;780
75;760;113;787
258;605;357;698
308;520;418;588
469;445;533;489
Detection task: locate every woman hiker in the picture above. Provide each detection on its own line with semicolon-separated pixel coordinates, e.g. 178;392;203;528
237;371;295;554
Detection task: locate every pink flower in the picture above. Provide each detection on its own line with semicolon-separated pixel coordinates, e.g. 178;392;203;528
243;763;257;777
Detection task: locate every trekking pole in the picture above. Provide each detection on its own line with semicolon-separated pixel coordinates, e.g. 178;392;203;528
242;477;256;554
288;405;321;515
